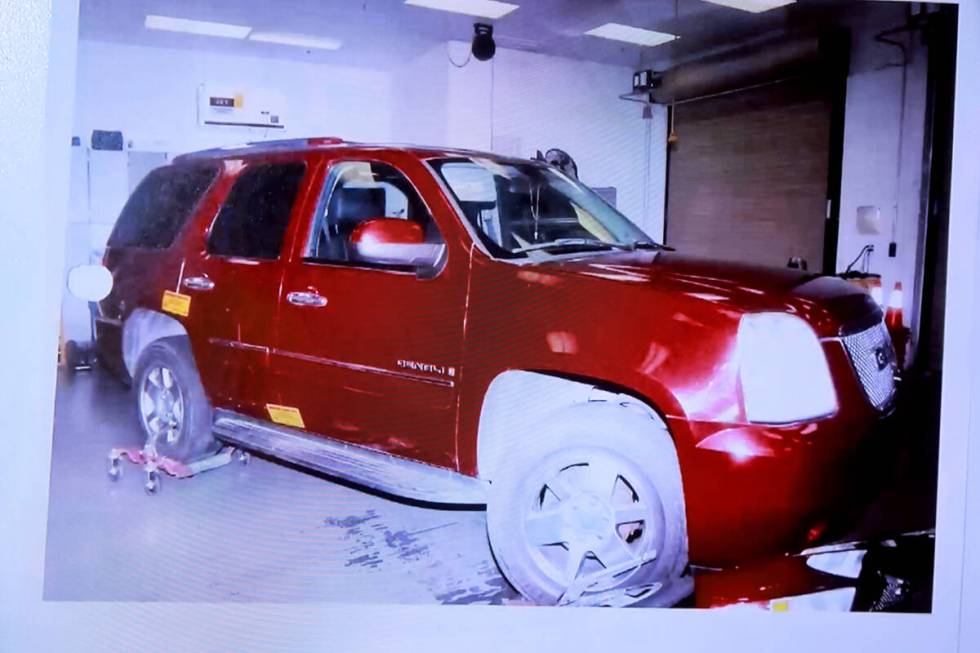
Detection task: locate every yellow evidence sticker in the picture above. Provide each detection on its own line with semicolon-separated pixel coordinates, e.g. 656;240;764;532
161;290;191;317
266;404;305;429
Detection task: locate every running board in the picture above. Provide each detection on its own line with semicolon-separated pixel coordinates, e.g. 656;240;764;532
212;410;488;505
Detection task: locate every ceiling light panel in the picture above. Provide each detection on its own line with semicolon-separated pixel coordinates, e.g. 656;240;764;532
144;15;252;39
249;31;342;50
585;23;676;48
404;0;519;20
701;0;797;13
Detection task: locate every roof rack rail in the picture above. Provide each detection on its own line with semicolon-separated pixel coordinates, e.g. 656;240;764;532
173;136;346;162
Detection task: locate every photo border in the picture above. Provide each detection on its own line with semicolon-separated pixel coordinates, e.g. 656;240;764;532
1;1;977;650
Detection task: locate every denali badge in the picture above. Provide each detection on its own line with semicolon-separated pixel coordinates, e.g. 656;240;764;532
397;359;456;377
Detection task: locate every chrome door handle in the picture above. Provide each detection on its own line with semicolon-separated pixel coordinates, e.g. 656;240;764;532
183;276;215;291
286;291;328;308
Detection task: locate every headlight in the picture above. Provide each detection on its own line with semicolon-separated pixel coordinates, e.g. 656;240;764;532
737;313;837;423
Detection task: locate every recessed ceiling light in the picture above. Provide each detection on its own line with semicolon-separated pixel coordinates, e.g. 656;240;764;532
702;0;796;13
405;0;519;20
249;31;342;50
585;23;677;48
144;15;252;39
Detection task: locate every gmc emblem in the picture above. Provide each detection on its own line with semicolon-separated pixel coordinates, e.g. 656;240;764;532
875;346;891;371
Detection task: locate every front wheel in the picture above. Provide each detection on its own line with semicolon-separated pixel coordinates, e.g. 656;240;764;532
486;402;688;607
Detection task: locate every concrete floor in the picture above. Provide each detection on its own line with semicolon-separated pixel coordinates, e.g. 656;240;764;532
43;366;939;607
43;368;521;604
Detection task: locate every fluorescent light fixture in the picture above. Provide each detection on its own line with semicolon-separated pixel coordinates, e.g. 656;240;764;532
248;31;342;50
404;0;519;20
145;15;252;39
702;0;796;13
585;23;676;48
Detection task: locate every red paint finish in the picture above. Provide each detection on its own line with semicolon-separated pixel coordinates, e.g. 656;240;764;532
180;153;322;420
271;150;468;468
350;217;425;245
99;140;893;570
693;555;850;609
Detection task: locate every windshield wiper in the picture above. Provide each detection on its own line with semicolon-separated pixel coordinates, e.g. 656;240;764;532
514;238;633;254
629;240;675;252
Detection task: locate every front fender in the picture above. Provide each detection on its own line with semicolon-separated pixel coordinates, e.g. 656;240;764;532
476;370;672;481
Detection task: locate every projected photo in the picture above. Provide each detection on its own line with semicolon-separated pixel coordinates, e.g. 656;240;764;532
46;0;953;611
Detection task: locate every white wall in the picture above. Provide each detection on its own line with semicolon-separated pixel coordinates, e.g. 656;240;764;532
440;41;667;238
390;41;667;238
391;44;451;148
837;18;930;355
73;36;666;235
73;39;394;154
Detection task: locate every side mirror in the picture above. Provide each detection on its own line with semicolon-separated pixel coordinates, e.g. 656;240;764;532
67;264;113;302
350;218;445;268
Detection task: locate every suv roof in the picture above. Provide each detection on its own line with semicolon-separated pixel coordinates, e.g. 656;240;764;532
172;137;524;165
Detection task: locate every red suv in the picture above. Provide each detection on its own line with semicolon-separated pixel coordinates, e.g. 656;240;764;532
96;138;897;607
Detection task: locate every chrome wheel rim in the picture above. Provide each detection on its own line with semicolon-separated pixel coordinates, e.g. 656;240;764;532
139;364;184;450
522;455;657;597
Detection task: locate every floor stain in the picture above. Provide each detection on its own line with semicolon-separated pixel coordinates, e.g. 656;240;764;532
435;574;518;605
323;511;379;529
346;553;383;569
323;508;430;568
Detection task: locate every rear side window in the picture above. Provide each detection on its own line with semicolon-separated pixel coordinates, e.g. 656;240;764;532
207;162;306;260
108;164;218;249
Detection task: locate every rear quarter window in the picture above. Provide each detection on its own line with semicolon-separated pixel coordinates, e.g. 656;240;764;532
207;162;307;260
108;164;219;249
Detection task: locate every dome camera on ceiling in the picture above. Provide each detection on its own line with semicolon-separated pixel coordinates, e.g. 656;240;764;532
472;23;496;61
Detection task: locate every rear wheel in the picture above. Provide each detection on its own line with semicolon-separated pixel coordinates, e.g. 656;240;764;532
486;402;688;607
64;340;80;373
134;338;218;462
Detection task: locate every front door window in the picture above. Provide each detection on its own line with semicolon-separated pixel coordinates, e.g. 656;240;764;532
306;160;443;265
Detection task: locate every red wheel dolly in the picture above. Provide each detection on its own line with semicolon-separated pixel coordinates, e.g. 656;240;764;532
107;445;250;495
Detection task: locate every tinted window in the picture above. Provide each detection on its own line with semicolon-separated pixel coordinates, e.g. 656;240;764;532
208;162;306;260
307;161;441;263
431;157;651;259
108;164;218;249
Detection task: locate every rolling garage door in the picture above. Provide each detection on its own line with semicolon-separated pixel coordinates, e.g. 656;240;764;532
665;78;833;269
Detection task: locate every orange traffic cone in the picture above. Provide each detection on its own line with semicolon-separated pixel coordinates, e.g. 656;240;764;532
885;282;904;329
885;282;908;368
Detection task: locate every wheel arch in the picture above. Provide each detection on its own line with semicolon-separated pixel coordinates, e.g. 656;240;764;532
122;308;190;377
475;370;681;482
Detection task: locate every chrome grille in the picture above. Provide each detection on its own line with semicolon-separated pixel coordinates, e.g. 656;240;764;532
842;320;897;411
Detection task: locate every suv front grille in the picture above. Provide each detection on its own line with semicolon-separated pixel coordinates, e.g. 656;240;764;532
842;320;898;411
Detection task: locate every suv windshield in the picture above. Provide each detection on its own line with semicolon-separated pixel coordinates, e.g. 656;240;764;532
430;157;661;259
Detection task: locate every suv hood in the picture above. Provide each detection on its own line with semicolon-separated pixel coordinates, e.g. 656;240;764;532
535;250;880;336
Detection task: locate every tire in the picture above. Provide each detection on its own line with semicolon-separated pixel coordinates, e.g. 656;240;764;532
64;340;79;373
133;337;218;462
486;401;688;607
